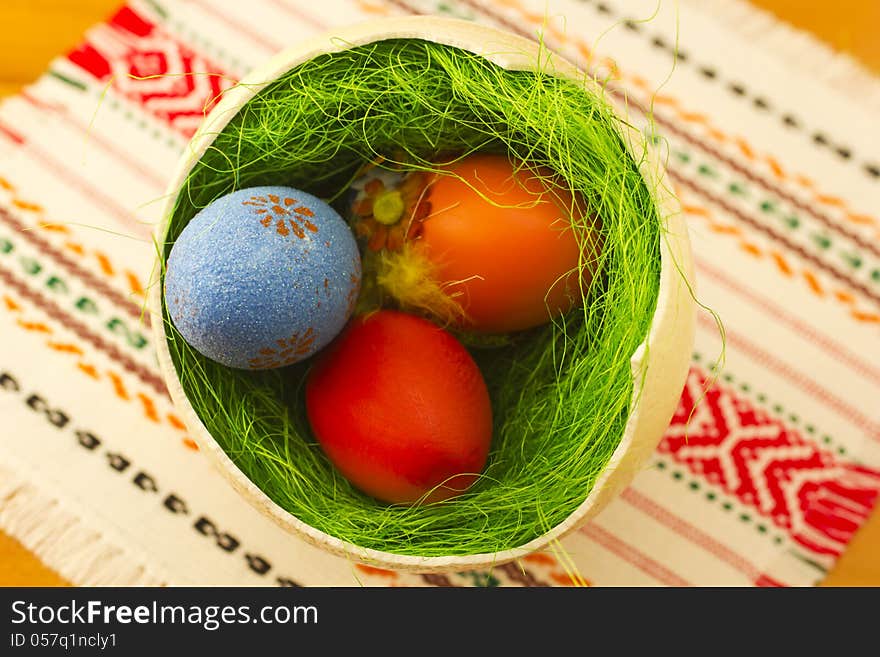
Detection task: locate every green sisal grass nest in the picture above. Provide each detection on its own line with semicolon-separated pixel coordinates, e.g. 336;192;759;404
159;36;662;559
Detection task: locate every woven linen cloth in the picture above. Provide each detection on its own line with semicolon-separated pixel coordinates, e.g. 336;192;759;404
1;0;878;587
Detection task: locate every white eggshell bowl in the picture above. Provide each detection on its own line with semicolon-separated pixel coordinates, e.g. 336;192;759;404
149;16;696;574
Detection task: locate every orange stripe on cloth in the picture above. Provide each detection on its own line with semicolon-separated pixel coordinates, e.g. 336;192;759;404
17;320;52;333
653;94;679;107
76;362;100;379
125;271;146;296
94;251;115;276
136;393;160;423
794;174;816;189
47;341;84;355
677;111;711;124
803;270;825;296
12;199;43;212
166;413;186;430
846;213;875;226
764;156;786;180
770;251;794;276
815;194;847;208
106;370;130;400
851;310;880;324
522;552;556;566
549;571;590;586
735;138;756;161
739;241;763;257
355;564;399;579
681;204;711;217
706;127;729;143
37;222;70;233
709;223;743;235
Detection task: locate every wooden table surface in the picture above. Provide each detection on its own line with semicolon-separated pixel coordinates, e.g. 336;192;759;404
1;0;879;587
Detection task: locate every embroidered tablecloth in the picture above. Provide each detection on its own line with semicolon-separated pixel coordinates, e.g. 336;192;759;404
1;0;878;587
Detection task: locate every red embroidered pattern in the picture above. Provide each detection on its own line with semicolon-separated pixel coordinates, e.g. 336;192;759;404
67;7;234;137
660;369;880;556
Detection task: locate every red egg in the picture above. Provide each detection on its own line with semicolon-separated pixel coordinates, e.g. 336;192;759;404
305;310;493;505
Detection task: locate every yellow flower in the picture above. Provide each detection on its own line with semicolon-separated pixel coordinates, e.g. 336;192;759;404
349;164;431;252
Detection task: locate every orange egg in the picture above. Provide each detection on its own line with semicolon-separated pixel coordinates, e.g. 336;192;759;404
416;153;600;334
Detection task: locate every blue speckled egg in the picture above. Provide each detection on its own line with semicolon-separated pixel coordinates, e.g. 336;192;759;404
164;186;361;370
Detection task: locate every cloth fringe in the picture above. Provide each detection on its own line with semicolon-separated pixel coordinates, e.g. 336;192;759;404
0;461;168;586
679;0;880;114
